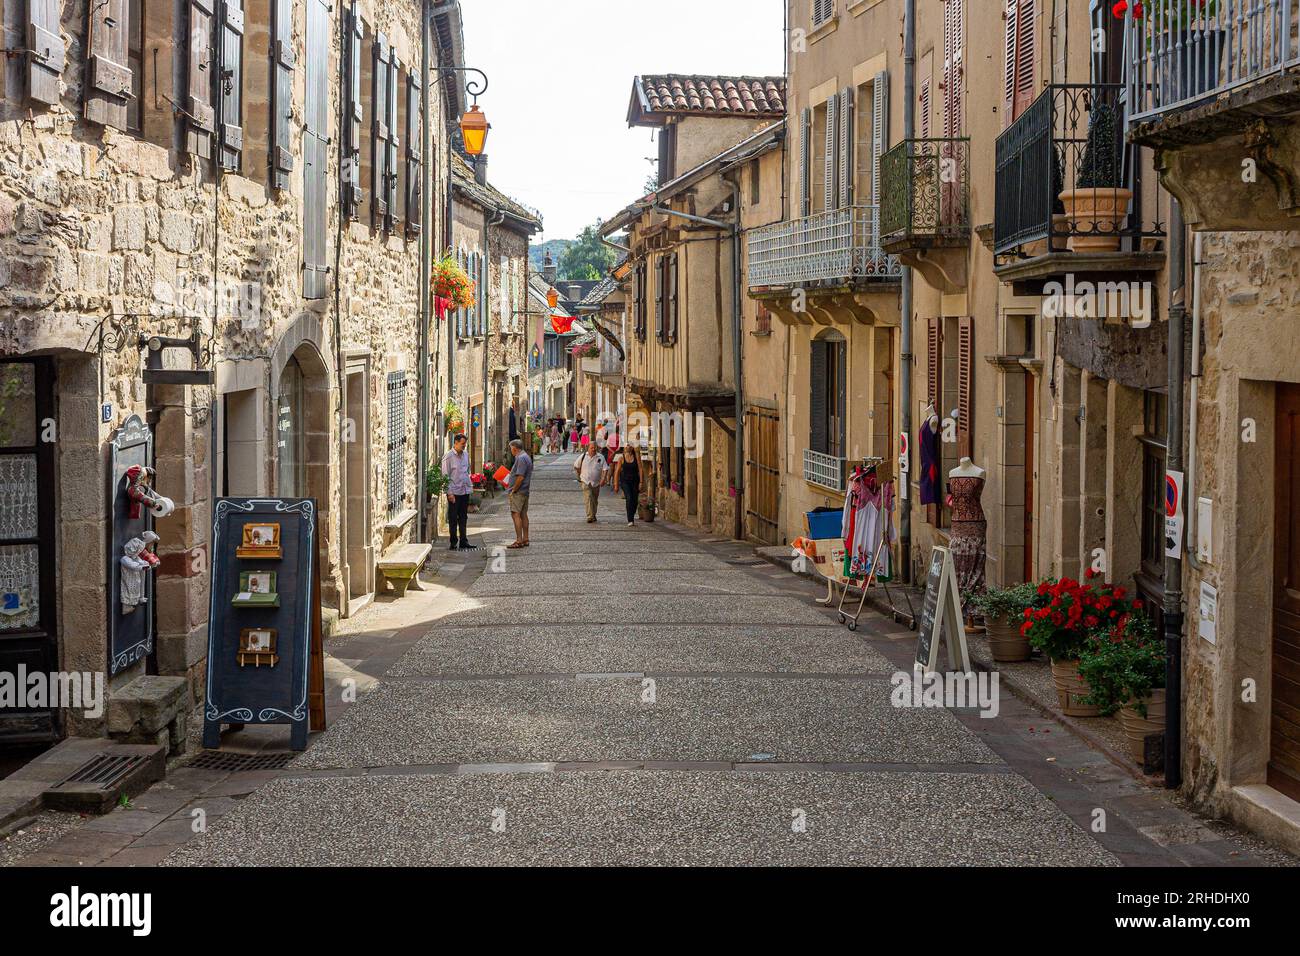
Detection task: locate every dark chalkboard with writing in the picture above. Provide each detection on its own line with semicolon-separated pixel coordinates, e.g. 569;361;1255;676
915;548;945;668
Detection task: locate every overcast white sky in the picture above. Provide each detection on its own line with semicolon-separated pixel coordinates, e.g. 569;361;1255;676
459;0;785;241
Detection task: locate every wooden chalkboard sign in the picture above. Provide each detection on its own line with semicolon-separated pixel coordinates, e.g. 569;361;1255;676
203;498;325;750
915;546;971;673
108;415;153;675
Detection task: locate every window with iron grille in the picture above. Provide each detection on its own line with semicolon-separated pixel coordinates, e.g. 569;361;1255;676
386;370;408;514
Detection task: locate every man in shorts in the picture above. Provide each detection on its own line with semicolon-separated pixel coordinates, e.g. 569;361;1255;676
506;439;533;548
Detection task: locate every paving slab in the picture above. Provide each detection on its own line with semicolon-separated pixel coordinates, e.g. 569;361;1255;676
387;624;896;677
438;595;837;627
292;677;1000;769
469;569;795;597
162;770;1116;867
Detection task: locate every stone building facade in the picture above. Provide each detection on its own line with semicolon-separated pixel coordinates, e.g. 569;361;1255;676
0;0;467;748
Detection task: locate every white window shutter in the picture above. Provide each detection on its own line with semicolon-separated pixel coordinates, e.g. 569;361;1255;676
824;94;838;211
838;87;853;209
872;71;889;208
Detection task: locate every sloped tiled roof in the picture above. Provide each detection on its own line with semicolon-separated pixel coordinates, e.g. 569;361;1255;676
451;153;542;230
578;275;619;308
630;75;785;125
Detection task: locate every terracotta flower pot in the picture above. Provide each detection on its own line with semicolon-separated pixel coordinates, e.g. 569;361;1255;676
1058;188;1133;253
986;613;1032;663
1051;658;1101;717
1118;689;1166;762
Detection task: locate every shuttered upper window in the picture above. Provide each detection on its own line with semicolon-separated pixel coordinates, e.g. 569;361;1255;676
217;0;244;171
26;0;65;107
942;0;965;137
344;4;366;218
186;0;216;160
405;70;423;238
270;0;295;190
810;333;846;459
84;0;131;130
1005;0;1036;124
372;35;390;229
812;0;835;28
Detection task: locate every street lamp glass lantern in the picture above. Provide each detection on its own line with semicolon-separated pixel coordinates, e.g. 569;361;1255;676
460;105;489;156
547;287;559;310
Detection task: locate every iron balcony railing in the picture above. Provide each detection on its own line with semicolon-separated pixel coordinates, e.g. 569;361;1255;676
1126;0;1300;122
747;205;900;287
880;138;971;243
803;448;846;492
994;83;1164;256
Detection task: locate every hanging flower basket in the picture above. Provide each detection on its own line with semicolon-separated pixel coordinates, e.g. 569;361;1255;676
571;341;600;359
433;255;476;311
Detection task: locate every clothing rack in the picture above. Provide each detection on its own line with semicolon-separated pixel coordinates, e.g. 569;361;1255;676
835;470;917;632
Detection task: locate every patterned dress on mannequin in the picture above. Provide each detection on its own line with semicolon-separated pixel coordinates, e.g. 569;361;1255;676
947;475;987;611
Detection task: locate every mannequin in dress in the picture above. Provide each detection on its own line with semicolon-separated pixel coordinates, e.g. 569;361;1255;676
918;403;942;506
947;457;987;620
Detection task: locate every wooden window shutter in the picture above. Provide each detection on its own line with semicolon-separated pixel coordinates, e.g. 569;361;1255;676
823;94;837;211
385;50;399;234
919;77;931;140
809;340;828;454
26;0;64;106
668;252;679;343
957;316;974;460
1003;0;1016;119
480;252;488;333
927;317;942;409
654;255;664;341
799;107;812;217
270;0;295;190
837;87;853;209
872;71;889;211
84;0;130;127
943;0;964;137
372;34;390;227
1010;0;1036;121
217;0;244;171
344;4;365;218
301;0;329;299
405;71;422;237
186;0;216;159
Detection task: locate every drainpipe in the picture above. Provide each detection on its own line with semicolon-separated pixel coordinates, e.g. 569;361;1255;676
900;0;916;582
416;0;433;542
1184;231;1205;571
649;202;743;538
1164;199;1187;790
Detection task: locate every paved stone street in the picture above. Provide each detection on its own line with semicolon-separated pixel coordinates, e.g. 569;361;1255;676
10;455;1293;867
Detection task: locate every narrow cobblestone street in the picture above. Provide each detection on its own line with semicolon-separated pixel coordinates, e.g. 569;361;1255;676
47;455;1256;867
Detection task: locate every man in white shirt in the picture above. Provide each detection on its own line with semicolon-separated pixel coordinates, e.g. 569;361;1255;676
441;434;475;550
574;442;609;523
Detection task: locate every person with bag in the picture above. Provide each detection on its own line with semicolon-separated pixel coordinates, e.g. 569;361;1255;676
575;443;609;523
611;444;646;526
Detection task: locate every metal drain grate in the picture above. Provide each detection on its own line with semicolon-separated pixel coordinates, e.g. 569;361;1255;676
188;750;296;773
51;752;150;791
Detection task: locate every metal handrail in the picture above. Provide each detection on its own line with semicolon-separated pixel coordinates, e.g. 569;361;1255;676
747;205;900;287
880;137;971;240
1127;0;1300;122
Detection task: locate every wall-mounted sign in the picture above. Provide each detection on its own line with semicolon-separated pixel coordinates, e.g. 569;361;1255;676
1198;582;1218;645
108;415;154;675
203;498;325;751
1165;470;1185;559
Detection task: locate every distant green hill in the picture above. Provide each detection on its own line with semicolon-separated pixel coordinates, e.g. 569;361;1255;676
528;239;573;272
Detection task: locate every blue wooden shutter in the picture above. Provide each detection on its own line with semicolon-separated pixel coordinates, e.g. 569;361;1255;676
217;0;244;171
344;4;364;217
372;33;389;227
405;70;422;236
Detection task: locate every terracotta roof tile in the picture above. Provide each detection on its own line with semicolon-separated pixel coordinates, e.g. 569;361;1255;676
637;75;785;120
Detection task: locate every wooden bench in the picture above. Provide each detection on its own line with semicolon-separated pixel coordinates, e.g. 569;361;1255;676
376;543;432;597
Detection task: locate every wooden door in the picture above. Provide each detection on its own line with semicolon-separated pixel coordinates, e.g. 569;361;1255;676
0;360;59;744
1272;383;1300;801
745;408;780;545
1024;373;1036;581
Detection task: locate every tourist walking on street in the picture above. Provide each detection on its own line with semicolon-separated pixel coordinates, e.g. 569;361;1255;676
611;444;646;526
549;420;561;454
441;433;476;551
506;439;533;549
574;441;609;523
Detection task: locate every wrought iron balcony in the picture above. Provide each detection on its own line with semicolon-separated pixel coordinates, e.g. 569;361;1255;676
994;83;1164;270
879;138;970;250
803;448;846;492
747;205;900;289
1127;0;1300;125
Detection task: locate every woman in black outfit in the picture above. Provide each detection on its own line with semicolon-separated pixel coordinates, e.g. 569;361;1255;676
612;445;645;526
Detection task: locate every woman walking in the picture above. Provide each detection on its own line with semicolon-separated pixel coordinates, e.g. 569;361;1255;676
612;444;646;526
548;420;561;455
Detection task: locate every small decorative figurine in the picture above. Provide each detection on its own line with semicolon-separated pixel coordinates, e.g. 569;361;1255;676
138;530;161;568
236;522;282;560
232;570;279;608
120;537;152;613
124;464;176;519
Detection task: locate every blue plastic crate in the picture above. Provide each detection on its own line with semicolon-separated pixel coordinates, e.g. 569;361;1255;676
805;508;843;540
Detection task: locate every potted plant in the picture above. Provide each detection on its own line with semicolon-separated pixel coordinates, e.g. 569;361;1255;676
432;254;476;312
637;494;657;522
1021;574;1102;716
424;463;449;538
1078;607;1165;761
972;582;1038;662
1058;98;1131;253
